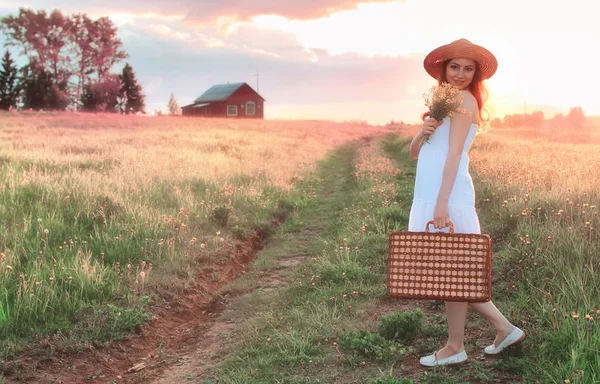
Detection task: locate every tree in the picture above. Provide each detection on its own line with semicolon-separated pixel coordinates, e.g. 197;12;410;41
119;63;145;114
91;17;128;81
81;74;121;112
490;117;503;128
1;9;73;89
167;93;181;115
566;107;586;130
69;13;96;111
70;14;127;111
0;50;20;110
19;63;49;110
527;111;544;130
18;62;69;111
503;114;514;127
2;8;129;111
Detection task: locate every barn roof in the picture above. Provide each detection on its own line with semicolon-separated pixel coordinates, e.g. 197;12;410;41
194;83;246;103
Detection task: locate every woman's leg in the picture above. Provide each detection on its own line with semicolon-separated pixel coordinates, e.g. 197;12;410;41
434;301;468;359
469;301;516;345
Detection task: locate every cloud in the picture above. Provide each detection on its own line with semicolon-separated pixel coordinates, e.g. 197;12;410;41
146;24;191;40
219;22;319;61
0;0;399;22
115;20;430;123
181;0;398;22
0;2;430;123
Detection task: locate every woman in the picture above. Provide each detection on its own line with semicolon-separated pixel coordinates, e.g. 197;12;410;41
408;39;526;367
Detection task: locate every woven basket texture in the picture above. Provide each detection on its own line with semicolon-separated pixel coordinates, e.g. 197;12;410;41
387;221;492;302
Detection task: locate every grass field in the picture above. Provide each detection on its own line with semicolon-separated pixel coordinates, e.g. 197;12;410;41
0;112;387;357
0;112;599;383
467;124;600;383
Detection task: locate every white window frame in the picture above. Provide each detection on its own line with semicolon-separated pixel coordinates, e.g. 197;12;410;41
245;101;256;116
227;105;238;116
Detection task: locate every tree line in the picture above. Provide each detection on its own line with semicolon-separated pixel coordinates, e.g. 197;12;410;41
0;8;145;114
491;107;587;130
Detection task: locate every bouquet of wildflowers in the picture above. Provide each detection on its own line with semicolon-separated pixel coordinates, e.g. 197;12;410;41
422;82;465;142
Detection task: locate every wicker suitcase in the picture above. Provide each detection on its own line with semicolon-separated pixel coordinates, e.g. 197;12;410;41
387;221;492;302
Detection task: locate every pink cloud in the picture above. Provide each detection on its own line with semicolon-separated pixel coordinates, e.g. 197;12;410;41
182;0;400;21
1;0;399;22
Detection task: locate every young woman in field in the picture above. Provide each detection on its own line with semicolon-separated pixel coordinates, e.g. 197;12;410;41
408;39;526;367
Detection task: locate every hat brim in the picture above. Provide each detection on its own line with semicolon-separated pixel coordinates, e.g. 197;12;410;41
423;39;498;80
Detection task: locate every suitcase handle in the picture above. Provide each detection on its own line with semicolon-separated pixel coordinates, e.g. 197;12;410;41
425;221;454;233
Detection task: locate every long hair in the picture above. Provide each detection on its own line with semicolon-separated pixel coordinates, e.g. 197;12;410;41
422;59;490;124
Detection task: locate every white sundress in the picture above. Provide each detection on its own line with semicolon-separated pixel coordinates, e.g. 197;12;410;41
408;116;481;234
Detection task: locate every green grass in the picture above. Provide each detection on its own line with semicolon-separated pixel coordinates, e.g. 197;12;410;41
472;180;600;383
201;133;556;383
384;131;600;383
0;153;292;364
201;136;451;383
2;125;597;383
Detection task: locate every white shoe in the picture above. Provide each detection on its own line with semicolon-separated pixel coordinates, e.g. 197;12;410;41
419;350;468;367
484;327;526;355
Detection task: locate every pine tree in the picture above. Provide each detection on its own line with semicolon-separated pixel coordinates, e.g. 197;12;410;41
0;50;20;110
167;93;181;116
119;62;145;114
19;63;52;110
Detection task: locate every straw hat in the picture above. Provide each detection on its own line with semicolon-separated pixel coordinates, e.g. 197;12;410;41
423;38;498;80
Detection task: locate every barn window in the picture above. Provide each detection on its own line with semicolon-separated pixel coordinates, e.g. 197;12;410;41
227;105;238;116
246;101;255;116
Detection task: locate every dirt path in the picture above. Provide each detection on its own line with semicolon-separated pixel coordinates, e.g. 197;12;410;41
4;232;269;384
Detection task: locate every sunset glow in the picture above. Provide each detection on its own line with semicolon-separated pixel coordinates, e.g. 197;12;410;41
1;0;598;122
247;0;599;118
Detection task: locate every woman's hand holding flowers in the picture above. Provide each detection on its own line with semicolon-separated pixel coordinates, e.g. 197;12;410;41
421;117;443;137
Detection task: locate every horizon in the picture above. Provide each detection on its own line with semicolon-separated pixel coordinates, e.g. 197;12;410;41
1;0;598;124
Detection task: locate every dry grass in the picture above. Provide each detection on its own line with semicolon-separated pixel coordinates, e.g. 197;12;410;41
1;112;394;217
2;112;390;190
391;116;600;198
470;124;600;198
0;111;395;356
465;123;600;383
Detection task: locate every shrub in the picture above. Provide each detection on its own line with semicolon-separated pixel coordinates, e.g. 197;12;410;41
340;330;402;362
272;199;295;223
211;205;231;227
252;222;274;245
231;225;248;241
378;309;424;342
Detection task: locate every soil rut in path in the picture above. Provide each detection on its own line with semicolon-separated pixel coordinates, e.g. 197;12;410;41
3;232;273;384
152;254;308;383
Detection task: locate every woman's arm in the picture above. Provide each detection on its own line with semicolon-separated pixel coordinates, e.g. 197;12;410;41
409;130;426;160
410;117;441;160
433;92;478;228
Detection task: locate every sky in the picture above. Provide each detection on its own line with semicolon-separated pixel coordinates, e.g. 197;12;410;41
0;0;598;124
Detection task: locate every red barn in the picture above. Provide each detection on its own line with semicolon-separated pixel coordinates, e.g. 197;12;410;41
181;82;265;118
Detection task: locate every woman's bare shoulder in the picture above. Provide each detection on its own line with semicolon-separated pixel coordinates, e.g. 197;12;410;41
460;91;477;109
460;91;479;124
